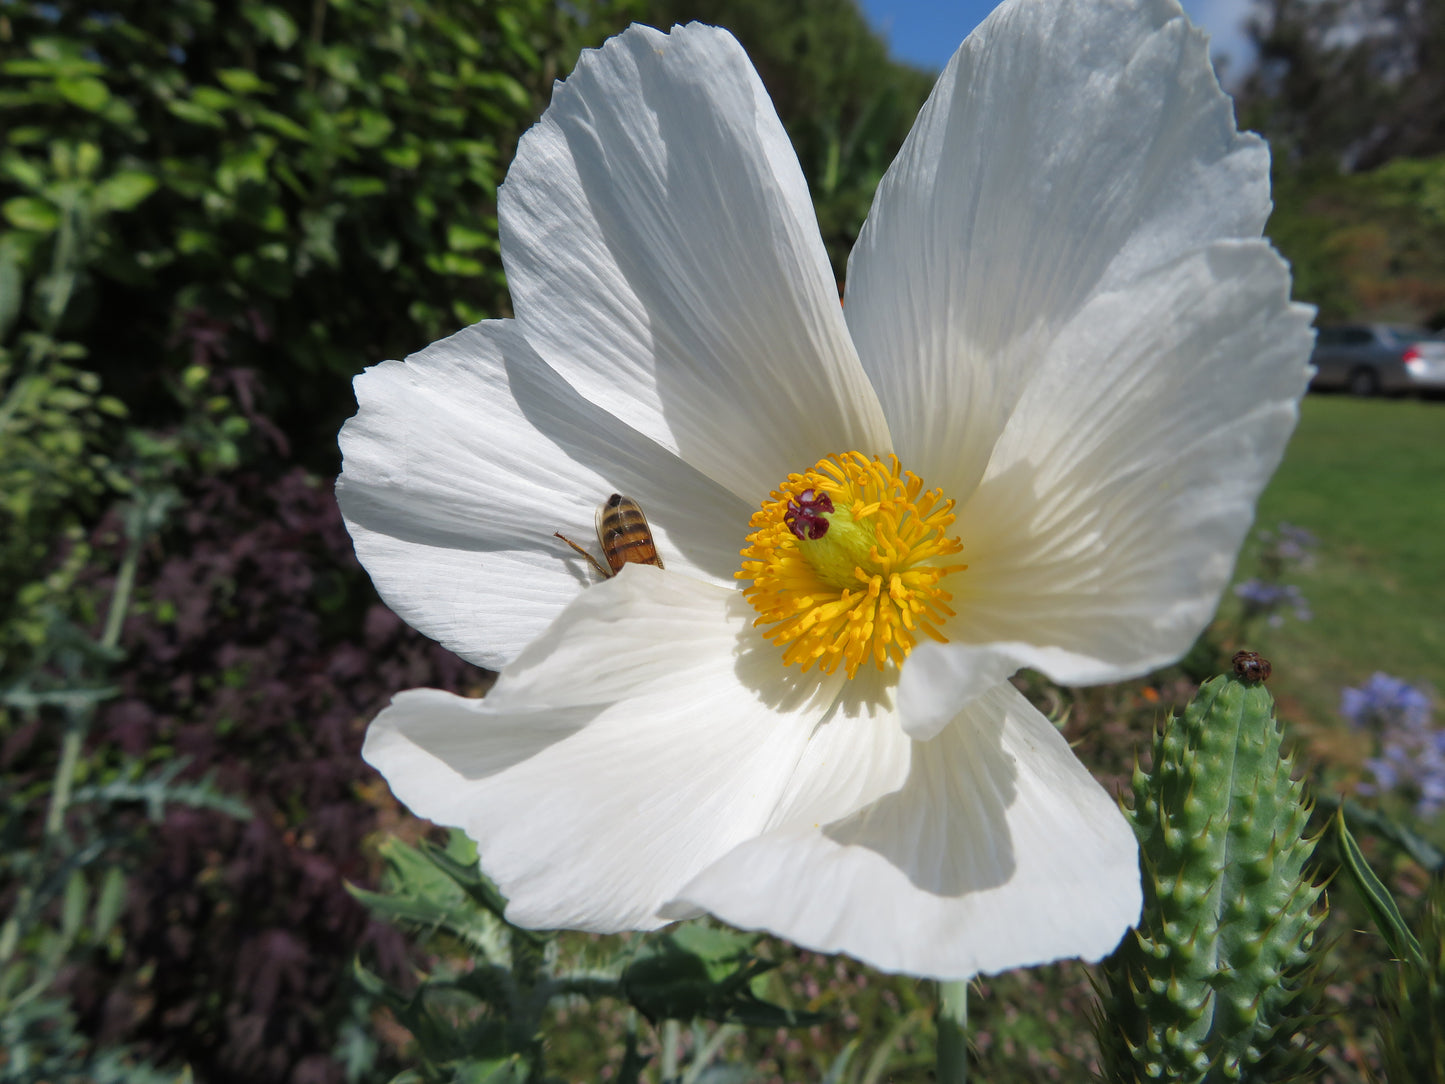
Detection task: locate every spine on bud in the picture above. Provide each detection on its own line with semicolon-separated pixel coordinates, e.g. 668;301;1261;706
1094;671;1329;1082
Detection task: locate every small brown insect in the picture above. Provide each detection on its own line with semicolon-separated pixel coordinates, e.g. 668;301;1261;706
1232;650;1272;683
554;493;664;579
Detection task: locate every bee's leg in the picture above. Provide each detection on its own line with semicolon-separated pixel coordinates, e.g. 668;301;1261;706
553;532;612;579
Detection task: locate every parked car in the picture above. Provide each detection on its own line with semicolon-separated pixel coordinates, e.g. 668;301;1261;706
1310;324;1445;396
1403;333;1445;394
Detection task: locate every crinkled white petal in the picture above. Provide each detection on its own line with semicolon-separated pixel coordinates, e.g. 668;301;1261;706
844;0;1271;500
499;22;890;503
758;667;915;832
669;683;1139;979
338;320;749;669
898;242;1313;736
364;566;846;932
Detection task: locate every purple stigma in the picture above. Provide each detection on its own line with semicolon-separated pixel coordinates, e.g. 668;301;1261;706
784;488;834;540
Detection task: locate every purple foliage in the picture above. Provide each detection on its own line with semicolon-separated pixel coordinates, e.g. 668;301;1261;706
70;464;478;1082
1342;672;1445;816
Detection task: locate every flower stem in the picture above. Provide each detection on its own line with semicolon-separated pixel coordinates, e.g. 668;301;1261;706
936;979;969;1083
0;511;144;973
661;1018;681;1081
41;525;141;839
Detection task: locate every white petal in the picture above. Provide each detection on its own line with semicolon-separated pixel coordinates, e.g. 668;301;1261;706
338;319;750;668
670;683;1140;979
844;0;1270;498
500;23;890;502
895;641;1035;742
364;566;844;932
898;242;1312;731
761;667;915;832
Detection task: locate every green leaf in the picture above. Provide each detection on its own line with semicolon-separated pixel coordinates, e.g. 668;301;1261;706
216;68;270;95
352;958;512;1065
336;176;386;198
447;223;494;252
1376;881;1445;1084
191;86;236;112
177;228;219;255
242;3;299;49
216;148;269;193
60;869;88;946
254;109;311;142
348;110;394;148
1;683;119;711
319;46;361;86
167;99;226;129
1335;808;1427;967
1315;794;1445;872
348;835;514;961
56;76;110;111
91;864;128;945
0;238;22;340
466;1057;528;1084
95;171;159;212
6;126;50;147
1;152;46;190
351;957;411;1014
426;251;484;276
347;883;458;934
469;72;531;112
68;758;252;822
382;144;422;170
3;196;59;232
416;835;519;926
75;140;101;177
621;925;824;1028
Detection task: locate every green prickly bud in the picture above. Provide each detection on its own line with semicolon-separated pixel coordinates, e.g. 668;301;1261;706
1094;667;1330;1083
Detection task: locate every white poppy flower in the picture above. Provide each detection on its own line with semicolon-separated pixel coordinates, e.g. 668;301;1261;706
338;0;1313;980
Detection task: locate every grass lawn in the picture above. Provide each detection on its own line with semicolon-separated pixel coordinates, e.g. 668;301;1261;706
1225;394;1445;738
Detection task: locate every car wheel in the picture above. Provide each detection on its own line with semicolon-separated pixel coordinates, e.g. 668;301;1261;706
1348;367;1380;397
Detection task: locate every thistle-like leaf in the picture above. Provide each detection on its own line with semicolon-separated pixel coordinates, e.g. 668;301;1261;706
346;835;513;966
1376;879;1445;1084
620;925;824;1028
1334;810;1425;967
1095;669;1330;1082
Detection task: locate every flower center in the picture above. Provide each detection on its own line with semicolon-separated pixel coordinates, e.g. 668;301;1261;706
737;451;966;679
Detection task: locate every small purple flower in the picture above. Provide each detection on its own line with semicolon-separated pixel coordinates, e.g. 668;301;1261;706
1234;578;1288;607
1272;522;1318;565
1344;673;1442;817
1234;522;1316;629
1341;672;1433;733
1233;579;1311;624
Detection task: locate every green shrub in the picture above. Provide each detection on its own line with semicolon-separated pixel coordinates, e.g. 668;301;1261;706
0;0;628;465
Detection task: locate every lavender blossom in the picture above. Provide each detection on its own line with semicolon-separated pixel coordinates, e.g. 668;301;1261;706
1343;673;1444;817
1271;522;1318;566
1231;521;1317;631
1342;672;1433;733
1233;579;1312;626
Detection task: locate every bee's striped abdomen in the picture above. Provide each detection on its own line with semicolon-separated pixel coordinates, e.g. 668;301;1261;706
596;493;664;574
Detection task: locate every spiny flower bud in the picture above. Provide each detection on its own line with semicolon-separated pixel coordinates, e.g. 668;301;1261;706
1094;669;1329;1083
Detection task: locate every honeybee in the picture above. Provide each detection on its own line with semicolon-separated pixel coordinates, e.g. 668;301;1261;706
554;493;664;579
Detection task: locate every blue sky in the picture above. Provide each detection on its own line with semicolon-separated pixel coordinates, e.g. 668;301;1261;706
858;0;1255;77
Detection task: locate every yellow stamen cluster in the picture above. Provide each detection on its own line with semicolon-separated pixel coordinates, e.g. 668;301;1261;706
737;451;966;678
